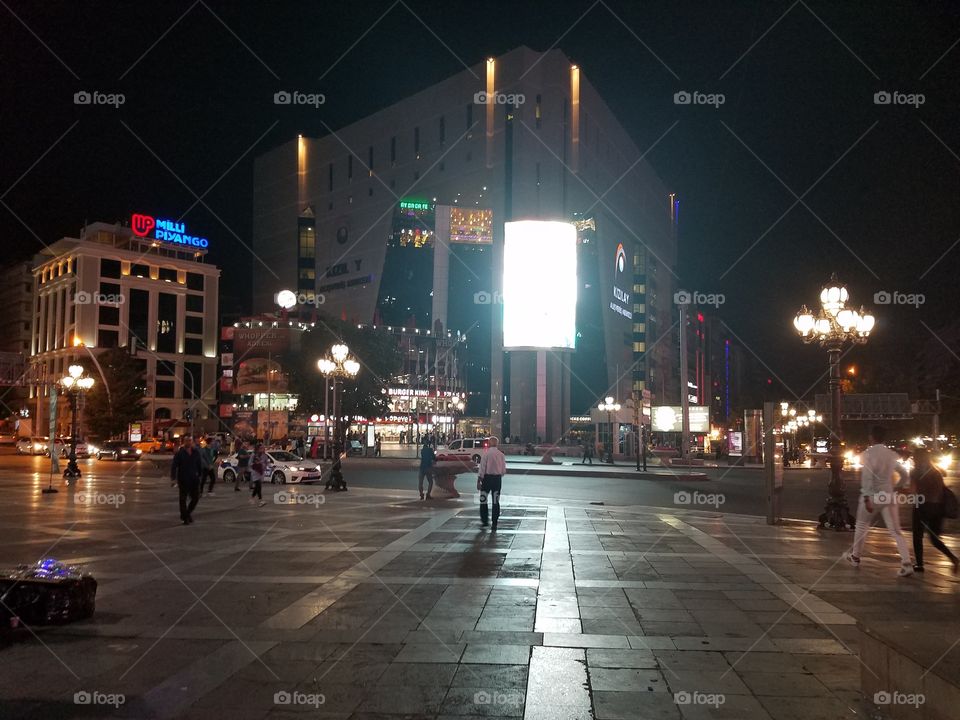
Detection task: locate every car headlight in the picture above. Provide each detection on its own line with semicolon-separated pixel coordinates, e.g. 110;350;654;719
120;449;128;454
135;449;142;455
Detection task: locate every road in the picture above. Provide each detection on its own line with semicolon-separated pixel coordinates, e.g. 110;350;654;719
8;448;955;524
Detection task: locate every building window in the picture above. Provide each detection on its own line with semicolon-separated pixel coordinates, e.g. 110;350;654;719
186;273;204;291
156;292;177;354
439;115;445;145
535;94;542;129
158;267;177;283
184;337;202;356
368;146;374;175
299;268;315;281
184;316;203;335
131;263;149;278
100;258;121;279
390;136;396;165
298;218;316;259
186;294;203;313
155;380;175;398
414;127;420;158
184;361;202;399
99;329;119;348
128;288;149;348
328;162;333;191
98;305;120;326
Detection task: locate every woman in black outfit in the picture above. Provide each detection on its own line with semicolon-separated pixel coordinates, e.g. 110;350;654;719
910;449;959;573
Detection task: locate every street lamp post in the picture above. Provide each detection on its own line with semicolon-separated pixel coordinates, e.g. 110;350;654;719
598;396;621;464
60;364;95;479
317;344;360;459
794;274;874;530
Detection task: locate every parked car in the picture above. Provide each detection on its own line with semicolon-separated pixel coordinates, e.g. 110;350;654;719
16;437;49;455
439;437;492;464
96;441;142;461
217;450;324;485
347;440;364;456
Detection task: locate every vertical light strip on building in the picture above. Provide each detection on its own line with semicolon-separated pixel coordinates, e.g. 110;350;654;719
486;57;495;168
632;247;646;420
570;65;580;173
297;134;308;208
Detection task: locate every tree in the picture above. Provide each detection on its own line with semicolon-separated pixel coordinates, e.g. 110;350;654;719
81;347;147;440
291;318;401;421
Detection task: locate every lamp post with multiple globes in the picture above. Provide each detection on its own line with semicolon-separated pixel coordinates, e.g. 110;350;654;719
598;396;621;464
60;364;95;480
317;344;360;458
793;274;874;529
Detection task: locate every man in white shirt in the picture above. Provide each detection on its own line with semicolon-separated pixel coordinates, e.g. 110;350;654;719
477;437;507;529
843;426;913;576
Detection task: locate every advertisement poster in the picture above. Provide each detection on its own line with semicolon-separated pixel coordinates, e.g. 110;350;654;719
728;431;743;456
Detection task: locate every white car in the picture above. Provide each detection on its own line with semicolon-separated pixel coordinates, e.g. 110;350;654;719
16;437;49;455
438;437;493;465
217;450;325;485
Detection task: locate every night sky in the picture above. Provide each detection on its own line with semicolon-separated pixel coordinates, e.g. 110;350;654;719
3;1;959;402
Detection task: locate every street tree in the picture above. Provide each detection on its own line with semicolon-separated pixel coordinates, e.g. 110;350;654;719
82;347;147;440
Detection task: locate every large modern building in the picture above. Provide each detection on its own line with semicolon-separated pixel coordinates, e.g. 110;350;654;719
30;219;220;436
252;46;677;441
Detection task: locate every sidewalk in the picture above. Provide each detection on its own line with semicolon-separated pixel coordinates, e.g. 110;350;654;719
1;481;957;719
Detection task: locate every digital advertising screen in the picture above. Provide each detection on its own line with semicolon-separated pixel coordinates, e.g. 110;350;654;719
502;220;577;350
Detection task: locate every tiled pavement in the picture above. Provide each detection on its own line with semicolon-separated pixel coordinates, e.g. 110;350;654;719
1;481;958;719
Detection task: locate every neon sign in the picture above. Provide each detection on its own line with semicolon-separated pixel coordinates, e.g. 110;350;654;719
399;199;432;211
131;213;209;248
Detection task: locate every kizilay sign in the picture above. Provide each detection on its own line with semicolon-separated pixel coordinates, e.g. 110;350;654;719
131;213;209;248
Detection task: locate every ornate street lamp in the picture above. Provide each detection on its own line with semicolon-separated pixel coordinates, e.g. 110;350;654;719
598;396;621;464
60;364;95;479
794;273;874;529
317;345;360;458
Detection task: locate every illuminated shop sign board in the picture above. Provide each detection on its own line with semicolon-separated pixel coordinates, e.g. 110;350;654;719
399;199;433;212
131;213;210;248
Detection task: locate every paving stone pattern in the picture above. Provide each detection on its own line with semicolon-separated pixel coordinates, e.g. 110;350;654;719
1;482;957;719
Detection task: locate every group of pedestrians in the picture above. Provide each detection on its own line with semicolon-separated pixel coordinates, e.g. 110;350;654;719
844;425;958;576
170;435;271;524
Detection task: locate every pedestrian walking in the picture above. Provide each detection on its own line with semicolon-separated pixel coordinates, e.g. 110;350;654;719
249;443;268;507
843;426;914;576
375;434;382;457
582;441;593;465
910;448;959;574
171;434;203;525
200;437;217;495
418;442;435;500
235;442;250;492
477;437;506;529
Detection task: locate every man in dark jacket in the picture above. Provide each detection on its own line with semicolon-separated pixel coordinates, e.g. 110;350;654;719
171;435;203;524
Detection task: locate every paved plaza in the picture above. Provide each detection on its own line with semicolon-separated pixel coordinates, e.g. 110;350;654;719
1;475;958;719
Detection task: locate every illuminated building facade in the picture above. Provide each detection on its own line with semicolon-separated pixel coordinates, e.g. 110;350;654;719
29;221;220;436
253;46;676;441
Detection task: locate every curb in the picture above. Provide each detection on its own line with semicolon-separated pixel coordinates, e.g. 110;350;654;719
508;467;709;481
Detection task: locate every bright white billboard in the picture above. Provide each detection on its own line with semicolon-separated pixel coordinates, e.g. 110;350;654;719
503;220;577;349
652;406;710;433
